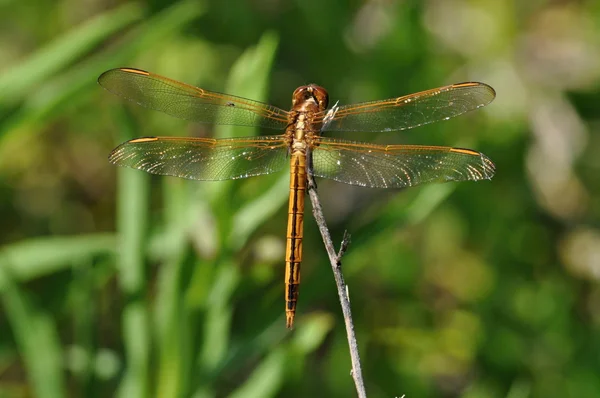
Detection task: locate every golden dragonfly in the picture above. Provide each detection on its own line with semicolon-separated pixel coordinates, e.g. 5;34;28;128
99;67;496;328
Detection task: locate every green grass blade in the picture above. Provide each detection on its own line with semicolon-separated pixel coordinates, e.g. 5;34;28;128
209;30;280;235
187;35;281;389
227;348;286;398
351;183;456;251
229;172;289;250
0;234;116;291
197;261;240;367
215;31;279;140
0;0;206;150
0;2;144;106
0;269;66;398
226;315;333;398
112;108;151;398
154;178;191;398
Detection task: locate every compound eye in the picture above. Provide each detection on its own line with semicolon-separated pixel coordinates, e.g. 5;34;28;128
311;86;329;109
292;86;310;105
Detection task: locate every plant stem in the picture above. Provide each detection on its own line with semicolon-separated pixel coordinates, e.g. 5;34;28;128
306;150;367;398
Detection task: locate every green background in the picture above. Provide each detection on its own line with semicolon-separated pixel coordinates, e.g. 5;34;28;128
1;0;600;397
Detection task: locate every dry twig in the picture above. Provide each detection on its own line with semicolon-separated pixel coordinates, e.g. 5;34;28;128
306;150;367;398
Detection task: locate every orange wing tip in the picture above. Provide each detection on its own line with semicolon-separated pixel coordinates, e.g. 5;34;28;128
452;82;484;88
450;148;480;156
453;81;496;97
119;68;150;75
129;137;159;143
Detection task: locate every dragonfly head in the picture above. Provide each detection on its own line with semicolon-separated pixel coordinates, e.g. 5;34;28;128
292;84;329;111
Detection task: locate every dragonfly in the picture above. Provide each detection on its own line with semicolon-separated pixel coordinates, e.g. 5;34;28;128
99;67;496;328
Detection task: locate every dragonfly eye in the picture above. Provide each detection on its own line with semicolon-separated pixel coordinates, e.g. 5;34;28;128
308;84;329;110
292;86;306;106
292;85;329;110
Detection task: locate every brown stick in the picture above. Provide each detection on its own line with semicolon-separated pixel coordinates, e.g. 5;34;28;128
306;150;367;398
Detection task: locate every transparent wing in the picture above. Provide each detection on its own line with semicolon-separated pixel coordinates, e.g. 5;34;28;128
317;82;495;132
109;136;289;180
311;137;495;188
98;68;289;129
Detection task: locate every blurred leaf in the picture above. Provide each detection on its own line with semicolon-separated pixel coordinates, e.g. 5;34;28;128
113;108;151;398
155;178;193;398
0;269;66;398
0;234;116;291
196;261;240;368
227;348;286;398
229;172;289;249
216;31;280;140
114;108;150;293
350;183;456;253
0;2;144;106
177;33;282;395
207;31;280;222
118;303;151;398
0;0;206;150
291;312;334;353
404;183;457;225
225;314;332;398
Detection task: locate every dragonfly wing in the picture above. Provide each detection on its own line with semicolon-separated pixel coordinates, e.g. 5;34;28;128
98;68;289;129
109;136;289;181
311;137;495;188
318;82;495;132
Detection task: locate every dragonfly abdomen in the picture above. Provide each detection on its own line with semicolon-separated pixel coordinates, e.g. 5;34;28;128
284;151;306;329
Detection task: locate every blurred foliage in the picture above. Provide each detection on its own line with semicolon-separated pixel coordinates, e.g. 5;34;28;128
1;0;600;397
